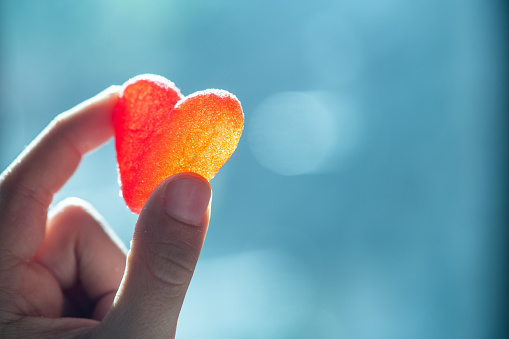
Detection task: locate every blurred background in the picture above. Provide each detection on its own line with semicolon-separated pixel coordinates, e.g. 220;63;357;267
0;0;507;338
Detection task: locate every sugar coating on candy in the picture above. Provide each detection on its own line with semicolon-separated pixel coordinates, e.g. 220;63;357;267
113;74;244;214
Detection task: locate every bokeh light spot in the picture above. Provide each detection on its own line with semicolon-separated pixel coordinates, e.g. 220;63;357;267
248;91;360;175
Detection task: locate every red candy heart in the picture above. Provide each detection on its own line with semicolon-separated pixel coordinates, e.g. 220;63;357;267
113;74;244;214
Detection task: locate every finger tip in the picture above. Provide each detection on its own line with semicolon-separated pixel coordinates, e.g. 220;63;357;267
100;85;121;97
165;172;210;187
162;173;212;226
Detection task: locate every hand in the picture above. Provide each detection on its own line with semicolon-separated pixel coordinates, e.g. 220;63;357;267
0;87;212;338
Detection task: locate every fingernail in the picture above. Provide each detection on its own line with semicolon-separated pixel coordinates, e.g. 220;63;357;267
164;176;211;225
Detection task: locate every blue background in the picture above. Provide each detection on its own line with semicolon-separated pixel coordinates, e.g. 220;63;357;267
1;0;507;338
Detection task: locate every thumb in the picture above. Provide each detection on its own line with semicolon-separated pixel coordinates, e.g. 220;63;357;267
100;173;211;338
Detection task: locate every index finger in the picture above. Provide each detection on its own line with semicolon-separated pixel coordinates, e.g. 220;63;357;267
0;86;119;260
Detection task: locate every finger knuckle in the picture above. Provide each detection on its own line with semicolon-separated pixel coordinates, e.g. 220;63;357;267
145;239;199;293
49;198;91;231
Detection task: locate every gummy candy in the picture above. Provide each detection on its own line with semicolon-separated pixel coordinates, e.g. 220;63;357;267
113;74;244;214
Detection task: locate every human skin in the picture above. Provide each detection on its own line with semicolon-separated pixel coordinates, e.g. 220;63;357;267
0;87;212;338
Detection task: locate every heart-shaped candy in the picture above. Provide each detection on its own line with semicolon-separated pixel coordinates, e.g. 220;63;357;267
113;74;244;214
